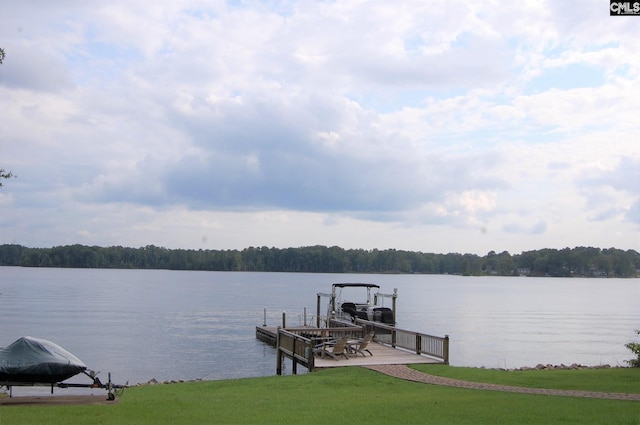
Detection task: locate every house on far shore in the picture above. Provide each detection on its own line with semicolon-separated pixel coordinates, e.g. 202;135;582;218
517;268;531;276
589;267;608;277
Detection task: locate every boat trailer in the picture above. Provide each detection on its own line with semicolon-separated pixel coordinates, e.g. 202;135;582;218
2;370;127;400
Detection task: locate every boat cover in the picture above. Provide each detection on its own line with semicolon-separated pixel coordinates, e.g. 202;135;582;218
0;336;87;383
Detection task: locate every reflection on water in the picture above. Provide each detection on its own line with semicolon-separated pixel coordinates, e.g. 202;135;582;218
1;267;638;394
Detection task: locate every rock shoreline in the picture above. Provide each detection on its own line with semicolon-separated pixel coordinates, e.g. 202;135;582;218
135;378;205;386
135;363;629;386
490;363;624;371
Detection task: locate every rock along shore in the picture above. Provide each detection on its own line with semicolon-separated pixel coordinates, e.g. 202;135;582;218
490;363;623;371
135;363;629;387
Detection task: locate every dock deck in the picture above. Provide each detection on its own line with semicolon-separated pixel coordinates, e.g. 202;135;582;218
314;341;442;369
256;325;445;372
255;326;278;345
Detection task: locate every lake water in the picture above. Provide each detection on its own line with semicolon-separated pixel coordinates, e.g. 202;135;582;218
1;267;638;394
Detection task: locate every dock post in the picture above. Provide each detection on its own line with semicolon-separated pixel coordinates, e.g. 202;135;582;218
303;307;307;327
392;288;398;325
292;337;297;375
306;346;314;372
444;335;450;365
263;307;267;326
331;287;336;317
316;294;321;328
282;311;286;328
392;327;397;348
276;326;282;375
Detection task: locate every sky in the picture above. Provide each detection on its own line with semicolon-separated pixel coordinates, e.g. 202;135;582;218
1;0;639;256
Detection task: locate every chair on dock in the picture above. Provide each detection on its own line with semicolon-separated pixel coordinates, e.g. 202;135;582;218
315;336;349;360
354;333;374;357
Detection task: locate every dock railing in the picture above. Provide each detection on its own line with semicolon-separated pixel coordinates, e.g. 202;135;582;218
354;318;449;364
276;326;364;374
276;328;314;375
274;320;449;374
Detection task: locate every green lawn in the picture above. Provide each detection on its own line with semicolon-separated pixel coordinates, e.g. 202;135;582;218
2;367;639;425
412;364;640;394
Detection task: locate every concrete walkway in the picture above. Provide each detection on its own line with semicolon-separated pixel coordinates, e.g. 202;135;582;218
364;364;640;401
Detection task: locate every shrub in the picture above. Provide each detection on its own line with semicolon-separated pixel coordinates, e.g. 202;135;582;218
625;329;640;367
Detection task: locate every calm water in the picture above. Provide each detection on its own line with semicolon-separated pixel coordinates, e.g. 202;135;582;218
1;267;638;393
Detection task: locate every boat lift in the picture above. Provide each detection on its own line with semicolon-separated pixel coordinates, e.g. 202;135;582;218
316;283;398;327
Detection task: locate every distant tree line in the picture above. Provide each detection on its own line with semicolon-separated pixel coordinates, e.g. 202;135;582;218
0;244;638;277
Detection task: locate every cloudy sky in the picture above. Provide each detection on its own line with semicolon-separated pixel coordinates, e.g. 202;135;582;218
1;0;638;255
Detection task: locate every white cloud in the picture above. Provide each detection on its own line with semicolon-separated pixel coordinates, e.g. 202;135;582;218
0;45;74;91
1;0;638;255
578;157;640;225
503;220;548;235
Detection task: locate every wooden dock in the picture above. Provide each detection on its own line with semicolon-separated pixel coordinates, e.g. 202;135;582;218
255;326;278;345
255;321;448;374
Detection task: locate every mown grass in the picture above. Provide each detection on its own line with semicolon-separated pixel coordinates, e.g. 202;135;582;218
412;364;640;394
2;367;639;425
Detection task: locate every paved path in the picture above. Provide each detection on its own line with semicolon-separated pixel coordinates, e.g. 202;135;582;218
364;364;640;401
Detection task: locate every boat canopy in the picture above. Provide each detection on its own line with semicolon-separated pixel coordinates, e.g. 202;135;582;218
332;283;380;289
0;336;87;383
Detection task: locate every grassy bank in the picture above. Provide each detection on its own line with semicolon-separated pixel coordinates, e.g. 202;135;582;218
413;364;640;393
2;366;639;425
